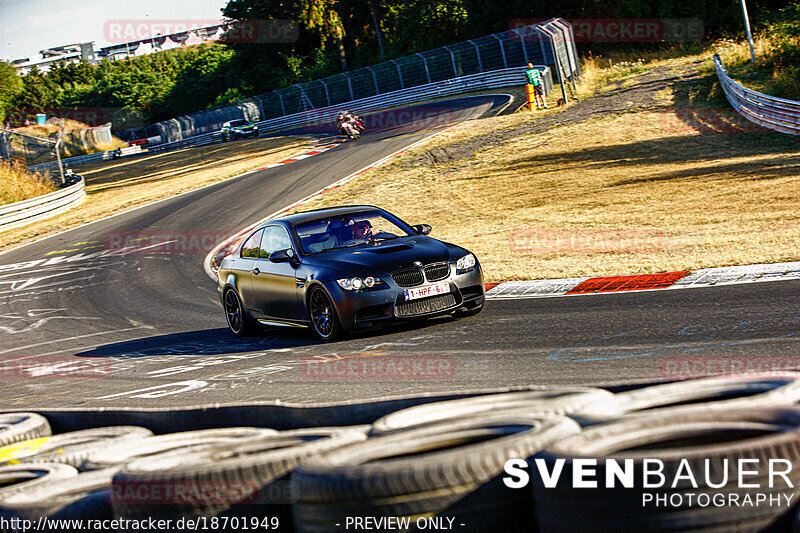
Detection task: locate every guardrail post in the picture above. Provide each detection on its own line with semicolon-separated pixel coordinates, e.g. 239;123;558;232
416;53;431;83
468;40;483;72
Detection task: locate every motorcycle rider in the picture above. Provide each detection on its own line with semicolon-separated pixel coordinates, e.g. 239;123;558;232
336;110;365;136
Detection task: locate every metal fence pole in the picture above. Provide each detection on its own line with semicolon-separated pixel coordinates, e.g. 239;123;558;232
536;28;548;66
492;34;508;68
514;29;529;64
740;0;757;63
55;134;65;186
367;66;379;94
320;80;331;107
391;60;404;89
416;53;431;83
443;45;458;77
256;96;266;120
346;75;355;100
276;91;286;115
468;40;483;72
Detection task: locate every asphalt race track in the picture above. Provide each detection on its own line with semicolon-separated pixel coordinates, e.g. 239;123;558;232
0;95;798;410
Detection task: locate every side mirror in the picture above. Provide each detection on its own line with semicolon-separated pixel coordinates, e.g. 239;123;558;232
268;248;298;264
412;224;432;235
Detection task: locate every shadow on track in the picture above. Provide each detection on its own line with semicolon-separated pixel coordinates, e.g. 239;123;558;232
74;314;476;359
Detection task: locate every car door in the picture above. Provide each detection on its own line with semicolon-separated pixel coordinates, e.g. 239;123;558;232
235;228;264;313
249;225;303;321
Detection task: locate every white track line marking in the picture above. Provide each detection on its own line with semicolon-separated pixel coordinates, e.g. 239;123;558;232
0;325;154;358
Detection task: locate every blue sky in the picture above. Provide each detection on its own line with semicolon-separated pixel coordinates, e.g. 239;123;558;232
0;0;230;61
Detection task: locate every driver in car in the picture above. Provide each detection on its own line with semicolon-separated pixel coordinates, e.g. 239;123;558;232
341;220;374;246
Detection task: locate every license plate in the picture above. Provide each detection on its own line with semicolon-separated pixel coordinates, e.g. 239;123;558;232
404;282;450;301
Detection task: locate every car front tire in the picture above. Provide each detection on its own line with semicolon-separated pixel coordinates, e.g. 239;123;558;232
454;303;483;318
308;286;341;341
224;288;255;336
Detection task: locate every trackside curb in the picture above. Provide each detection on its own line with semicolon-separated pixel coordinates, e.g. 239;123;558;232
485;261;800;299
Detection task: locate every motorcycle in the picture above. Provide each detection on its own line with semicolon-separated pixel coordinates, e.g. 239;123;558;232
340;119;361;140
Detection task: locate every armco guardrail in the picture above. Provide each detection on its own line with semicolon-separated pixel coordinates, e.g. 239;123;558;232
714;54;800;135
28;148;122;173
29;65;550;172
0;176;86;231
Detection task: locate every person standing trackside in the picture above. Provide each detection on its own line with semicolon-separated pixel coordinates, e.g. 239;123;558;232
525;63;547;110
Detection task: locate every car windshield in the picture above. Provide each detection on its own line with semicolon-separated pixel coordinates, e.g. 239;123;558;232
229;119;247;127
295;211;414;254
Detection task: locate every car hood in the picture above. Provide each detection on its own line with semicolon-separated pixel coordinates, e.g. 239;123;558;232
303;237;463;276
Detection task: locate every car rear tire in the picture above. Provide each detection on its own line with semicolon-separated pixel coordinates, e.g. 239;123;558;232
309;286;341;341
224;288;255;337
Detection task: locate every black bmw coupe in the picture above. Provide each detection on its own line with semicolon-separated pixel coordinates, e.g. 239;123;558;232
217;206;484;340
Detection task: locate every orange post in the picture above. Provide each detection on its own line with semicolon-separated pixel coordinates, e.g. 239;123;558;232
526;84;536;111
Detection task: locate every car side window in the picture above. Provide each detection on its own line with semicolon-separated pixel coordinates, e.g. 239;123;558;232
259;226;293;259
240;229;263;258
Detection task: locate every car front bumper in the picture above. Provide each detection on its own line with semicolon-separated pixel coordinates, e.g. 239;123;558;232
323;263;485;331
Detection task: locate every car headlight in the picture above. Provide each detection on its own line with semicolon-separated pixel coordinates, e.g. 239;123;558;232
336;276;385;291
456;253;476;272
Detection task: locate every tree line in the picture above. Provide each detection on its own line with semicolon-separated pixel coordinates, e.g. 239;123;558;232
0;0;796;128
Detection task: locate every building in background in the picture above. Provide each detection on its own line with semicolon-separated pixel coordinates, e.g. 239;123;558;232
11;23;227;74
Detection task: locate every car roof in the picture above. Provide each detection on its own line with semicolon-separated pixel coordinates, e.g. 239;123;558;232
277;205;385;226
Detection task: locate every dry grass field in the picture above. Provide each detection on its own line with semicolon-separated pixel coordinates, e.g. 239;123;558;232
0;159;56;205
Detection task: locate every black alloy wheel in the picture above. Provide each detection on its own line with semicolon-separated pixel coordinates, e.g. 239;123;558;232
224;289;253;336
309;286;341;341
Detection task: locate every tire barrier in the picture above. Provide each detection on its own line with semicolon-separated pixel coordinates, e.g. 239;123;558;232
0;427;153;468
0;464;77;502
370;386;613;435
0;468;118;528
292;415;579;533
79;427;280;471
0;414;51;447
572;375;800;426
112;427;367;529
1;374;800;531
0;176;85;232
